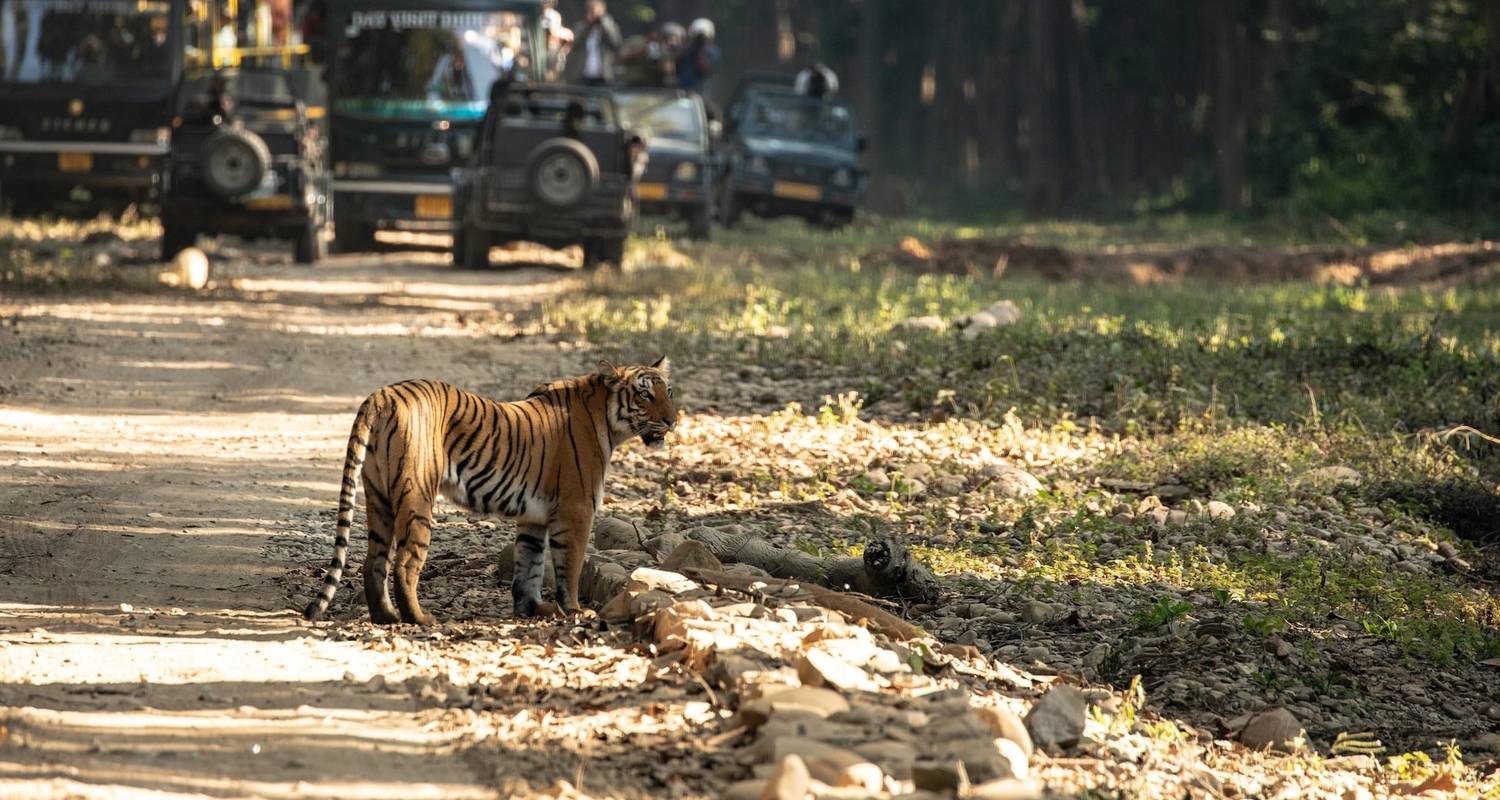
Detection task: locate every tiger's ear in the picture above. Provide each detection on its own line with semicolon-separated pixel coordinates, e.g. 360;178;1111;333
650;356;671;377
596;360;625;388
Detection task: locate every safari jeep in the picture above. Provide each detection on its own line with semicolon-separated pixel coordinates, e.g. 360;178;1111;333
160;67;329;263
453;83;642;270
614;87;714;239
717;82;866;229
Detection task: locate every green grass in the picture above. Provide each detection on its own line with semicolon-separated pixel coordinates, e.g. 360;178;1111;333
565;222;1500;667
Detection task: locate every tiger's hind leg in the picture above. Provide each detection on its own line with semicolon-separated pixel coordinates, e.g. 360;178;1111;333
511;523;552;618
391;496;438;627
361;479;400;625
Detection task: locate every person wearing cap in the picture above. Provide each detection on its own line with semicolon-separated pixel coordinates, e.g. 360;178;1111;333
674;17;719;93
619;22;678;87
795;62;839;99
542;6;573;77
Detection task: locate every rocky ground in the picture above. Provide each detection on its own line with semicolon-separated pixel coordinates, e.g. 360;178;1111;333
2;218;1499;798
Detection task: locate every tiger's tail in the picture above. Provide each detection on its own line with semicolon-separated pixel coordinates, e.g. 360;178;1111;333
303;394;378;621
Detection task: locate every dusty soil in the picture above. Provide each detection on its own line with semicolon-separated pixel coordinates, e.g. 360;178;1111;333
0;247;727;799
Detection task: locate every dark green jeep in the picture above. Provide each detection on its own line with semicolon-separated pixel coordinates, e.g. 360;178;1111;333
160;67;329;263
452;83;641;270
717;80;866;229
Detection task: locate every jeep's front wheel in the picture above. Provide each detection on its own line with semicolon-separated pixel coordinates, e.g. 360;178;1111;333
333;218;376;254
161;223;195;262
582;237;626;271
293;219;325;265
688;205;713;240
454;225;489;269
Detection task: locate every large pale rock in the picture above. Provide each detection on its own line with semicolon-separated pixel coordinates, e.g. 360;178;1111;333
1239;708;1304;752
1024;685;1086;749
626;567;697;595
796;647;881;693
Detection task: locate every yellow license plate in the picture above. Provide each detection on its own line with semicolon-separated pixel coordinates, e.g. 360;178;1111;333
58;152;92;173
244;195;294;210
414;194;452;219
637;182;667;201
773;181;821;201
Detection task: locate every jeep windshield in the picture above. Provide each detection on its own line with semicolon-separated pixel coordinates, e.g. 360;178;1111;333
614;92;701;148
741;93;856;149
0;0;173;84
332;9;531;120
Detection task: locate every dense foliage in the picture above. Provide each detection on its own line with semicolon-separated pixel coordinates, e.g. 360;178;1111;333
564;0;1500;234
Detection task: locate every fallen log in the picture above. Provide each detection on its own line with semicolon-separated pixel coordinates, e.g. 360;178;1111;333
681;567;928;642
680;527;940;605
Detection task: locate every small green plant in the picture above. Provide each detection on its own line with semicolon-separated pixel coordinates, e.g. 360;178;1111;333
1132;596;1194;630
1243;612;1287;637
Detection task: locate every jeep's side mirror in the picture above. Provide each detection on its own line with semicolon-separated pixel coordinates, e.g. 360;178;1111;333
708;119;723;140
856;133;868;153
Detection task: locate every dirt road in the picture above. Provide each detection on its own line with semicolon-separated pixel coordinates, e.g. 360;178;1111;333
0;250;712;799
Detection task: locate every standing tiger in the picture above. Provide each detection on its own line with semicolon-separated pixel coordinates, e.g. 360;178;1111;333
302;359;675;625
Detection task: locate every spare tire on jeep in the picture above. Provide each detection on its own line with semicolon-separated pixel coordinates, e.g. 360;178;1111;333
201;125;271;199
525;138;599;208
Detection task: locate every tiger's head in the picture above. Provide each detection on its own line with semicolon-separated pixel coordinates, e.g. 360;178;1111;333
600;357;676;448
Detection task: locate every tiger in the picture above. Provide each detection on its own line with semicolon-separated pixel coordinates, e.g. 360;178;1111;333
302;358;675;626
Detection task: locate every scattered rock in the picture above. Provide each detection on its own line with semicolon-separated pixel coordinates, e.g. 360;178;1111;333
896;315;947;333
1239;708;1304;752
1019;601;1055;625
972;706;1034;758
760;754;811;800
626;567;697;595
1153;484;1191;500
159;247;210;289
933;475;968;496
1298;466;1362;487
660;540;724;573
1024;685;1087;749
594;516;645;551
1205;500;1236;520
980;464;1043;498
796;647;881;693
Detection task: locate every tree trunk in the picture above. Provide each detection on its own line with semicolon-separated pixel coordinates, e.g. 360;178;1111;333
1208;0;1248;211
1023;0;1062;215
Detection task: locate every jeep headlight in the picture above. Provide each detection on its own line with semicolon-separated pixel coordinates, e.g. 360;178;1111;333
746;155;770;175
831;167;854;188
0;125;22;141
129;127;170;146
673;161;699;182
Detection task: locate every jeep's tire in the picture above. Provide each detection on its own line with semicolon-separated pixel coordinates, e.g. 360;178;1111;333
688;204;713;240
582;236;625;271
718;184;741;228
333;218;376;253
454;225;489;269
293;219;325;264
526;138;599;208
201;126;271;199
160;222;195;262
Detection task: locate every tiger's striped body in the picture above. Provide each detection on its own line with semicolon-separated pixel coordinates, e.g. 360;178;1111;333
302;359;675;625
